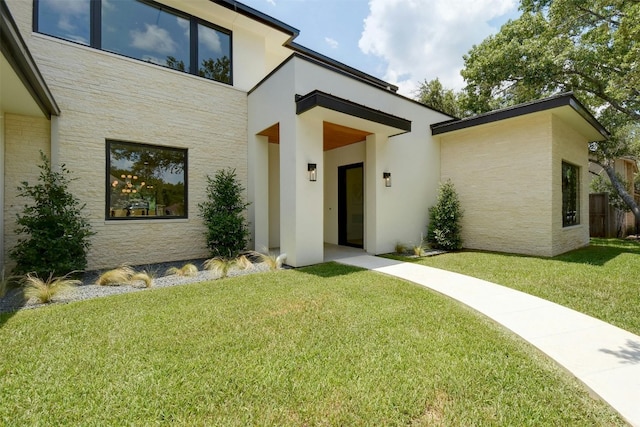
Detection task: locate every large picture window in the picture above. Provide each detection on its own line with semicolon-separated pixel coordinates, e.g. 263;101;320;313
35;0;232;84
562;161;580;227
107;141;187;219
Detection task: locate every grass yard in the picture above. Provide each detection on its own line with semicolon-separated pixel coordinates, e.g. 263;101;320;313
392;238;640;336
0;263;624;426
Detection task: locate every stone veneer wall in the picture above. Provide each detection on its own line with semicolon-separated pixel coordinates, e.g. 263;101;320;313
550;114;590;255
440;113;555;256
6;0;248;270
3;114;51;270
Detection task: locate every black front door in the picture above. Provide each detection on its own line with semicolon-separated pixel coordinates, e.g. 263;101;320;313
338;163;364;248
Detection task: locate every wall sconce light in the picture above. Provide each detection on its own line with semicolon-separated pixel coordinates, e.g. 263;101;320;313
308;163;317;181
383;172;391;187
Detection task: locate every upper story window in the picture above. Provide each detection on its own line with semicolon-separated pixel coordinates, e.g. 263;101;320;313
102;0;191;72
562;161;580;227
35;0;90;45
34;0;233;85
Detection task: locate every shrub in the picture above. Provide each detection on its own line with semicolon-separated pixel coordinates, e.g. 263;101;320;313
203;257;234;278
248;250;286;271
0;269;8;299
131;272;153;288
10;152;94;277
97;266;152;287
427;180;463;251
199;168;250;259
23;273;80;304
97;266;135;286
166;264;198;277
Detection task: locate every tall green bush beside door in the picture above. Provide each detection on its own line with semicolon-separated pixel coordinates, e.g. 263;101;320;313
199;168;250;259
427;180;463;251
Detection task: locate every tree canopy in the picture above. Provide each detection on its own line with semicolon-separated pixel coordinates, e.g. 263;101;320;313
460;0;639;222
415;78;463;117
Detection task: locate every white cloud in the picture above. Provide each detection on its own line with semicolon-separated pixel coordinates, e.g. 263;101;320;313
325;37;339;49
47;0;89;15
130;24;178;55
199;26;223;54
359;0;517;95
266;0;276;5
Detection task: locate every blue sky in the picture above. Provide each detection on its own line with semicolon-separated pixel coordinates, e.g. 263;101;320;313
240;0;521;96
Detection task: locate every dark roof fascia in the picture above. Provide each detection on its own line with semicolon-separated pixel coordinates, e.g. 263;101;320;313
295;89;412;133
288;42;398;93
0;0;59;118
431;92;609;139
209;0;299;42
248;53;455;121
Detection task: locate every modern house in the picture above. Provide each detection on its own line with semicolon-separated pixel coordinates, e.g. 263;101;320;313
2;0;609;271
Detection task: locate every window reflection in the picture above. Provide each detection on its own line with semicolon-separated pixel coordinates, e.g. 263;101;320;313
198;24;231;83
37;0;90;45
36;0;234;84
562;162;580;227
108;141;187;219
102;0;190;72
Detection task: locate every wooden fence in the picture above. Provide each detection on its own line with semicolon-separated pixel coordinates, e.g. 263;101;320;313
589;193;614;237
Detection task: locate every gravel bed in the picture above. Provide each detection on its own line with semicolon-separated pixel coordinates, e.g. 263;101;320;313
0;258;274;315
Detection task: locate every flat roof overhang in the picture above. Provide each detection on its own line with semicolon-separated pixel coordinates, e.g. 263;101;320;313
296;90;411;135
1;0;59;118
431;92;609;142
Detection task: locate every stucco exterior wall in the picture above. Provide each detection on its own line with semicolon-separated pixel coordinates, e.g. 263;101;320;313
249;56;450;264
440;113;555;256
3;114;51;270
7;0;249;270
293;61;446;253
551;114;590;255
323;141;366;245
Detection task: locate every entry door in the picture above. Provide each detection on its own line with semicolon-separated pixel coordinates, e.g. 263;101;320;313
338;163;364;248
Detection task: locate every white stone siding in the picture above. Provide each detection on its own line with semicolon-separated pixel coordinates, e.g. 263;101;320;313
3;114;51;270
6;0;249;270
551;114;590;255
441;113;555;256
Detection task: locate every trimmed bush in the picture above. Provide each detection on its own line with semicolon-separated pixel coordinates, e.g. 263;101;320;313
427;180;463;251
10;153;93;277
199;168;250;259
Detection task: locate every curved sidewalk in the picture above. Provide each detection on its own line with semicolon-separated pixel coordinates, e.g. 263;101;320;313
336;254;640;426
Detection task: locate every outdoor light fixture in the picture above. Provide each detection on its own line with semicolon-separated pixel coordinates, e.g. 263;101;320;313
383;172;391;187
308;163;317;181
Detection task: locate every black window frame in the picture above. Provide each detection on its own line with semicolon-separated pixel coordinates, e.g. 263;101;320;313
106;140;188;221
562;161;580;227
33;0;233;85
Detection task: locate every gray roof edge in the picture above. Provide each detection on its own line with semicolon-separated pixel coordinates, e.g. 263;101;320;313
288;42;399;93
210;0;299;41
431;92;610;140
1;0;60;117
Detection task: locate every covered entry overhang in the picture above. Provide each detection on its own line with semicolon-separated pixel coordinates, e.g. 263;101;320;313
249;67;412;266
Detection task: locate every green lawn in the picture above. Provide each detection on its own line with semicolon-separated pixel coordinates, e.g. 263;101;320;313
0;263;623;426
392;238;640;336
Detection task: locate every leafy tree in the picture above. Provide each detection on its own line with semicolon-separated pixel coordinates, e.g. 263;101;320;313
199;168;250;259
461;0;640;223
166;56;186;72
415;78;463;117
10;153;94;277
427;181;463;251
199;56;231;84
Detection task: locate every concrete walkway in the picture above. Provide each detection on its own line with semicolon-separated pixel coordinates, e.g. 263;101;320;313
334;254;640;426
